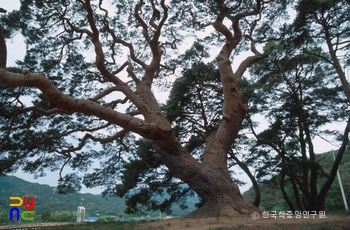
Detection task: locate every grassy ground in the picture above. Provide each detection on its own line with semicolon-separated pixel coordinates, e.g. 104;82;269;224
40;220;346;230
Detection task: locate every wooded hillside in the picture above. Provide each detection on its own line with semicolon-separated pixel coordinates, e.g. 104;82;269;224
243;149;350;212
0;175;197;222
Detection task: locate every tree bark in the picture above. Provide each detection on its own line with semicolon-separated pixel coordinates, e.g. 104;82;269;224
151;135;260;218
154;2;266;215
318;115;350;211
0;8;7;69
322;18;350;104
230;152;261;207
280;172;295;213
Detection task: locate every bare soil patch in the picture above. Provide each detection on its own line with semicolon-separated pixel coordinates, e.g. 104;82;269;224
136;214;350;230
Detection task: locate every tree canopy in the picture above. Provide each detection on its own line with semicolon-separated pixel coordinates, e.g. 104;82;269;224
246;37;348;211
0;0;349;217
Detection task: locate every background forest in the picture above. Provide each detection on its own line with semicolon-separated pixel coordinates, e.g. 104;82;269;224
1;0;349;218
1;148;349;226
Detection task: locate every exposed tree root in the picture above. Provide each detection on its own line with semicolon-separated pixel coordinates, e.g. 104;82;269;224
186;193;261;218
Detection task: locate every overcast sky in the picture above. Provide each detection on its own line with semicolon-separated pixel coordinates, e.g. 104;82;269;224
1;0;343;196
1;0;25;65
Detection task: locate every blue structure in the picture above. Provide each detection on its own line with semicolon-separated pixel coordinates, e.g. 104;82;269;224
84;216;99;222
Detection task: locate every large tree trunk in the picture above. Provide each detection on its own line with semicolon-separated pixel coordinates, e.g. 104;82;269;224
151;133;260;218
0;19;7;69
184;165;261;218
147;20;264;217
146;1;265;217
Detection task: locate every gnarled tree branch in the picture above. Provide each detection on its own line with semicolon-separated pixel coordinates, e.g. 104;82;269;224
0;70;157;139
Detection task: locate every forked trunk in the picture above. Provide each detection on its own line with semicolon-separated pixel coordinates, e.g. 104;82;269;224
151;137;260;218
186;174;260;218
148;11;261;215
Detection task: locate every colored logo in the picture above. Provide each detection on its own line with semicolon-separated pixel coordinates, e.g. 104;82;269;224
9;196;35;221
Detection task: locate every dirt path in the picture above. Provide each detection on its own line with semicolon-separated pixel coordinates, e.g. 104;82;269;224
136;214;350;230
0;222;74;229
1;214;349;229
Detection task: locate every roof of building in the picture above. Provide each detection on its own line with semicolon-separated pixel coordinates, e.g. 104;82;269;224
84;216;99;222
